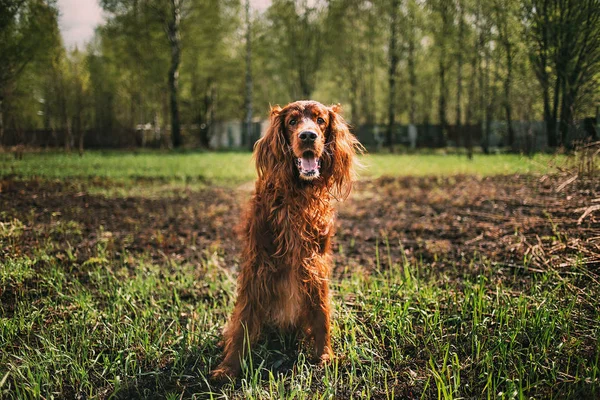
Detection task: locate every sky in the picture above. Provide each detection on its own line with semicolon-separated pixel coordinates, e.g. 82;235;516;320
58;0;272;49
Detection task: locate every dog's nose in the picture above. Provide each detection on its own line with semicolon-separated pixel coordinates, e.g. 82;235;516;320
299;131;318;143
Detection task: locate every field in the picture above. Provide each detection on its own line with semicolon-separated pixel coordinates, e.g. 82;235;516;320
1;151;599;399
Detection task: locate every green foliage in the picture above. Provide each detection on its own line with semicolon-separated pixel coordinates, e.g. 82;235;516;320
2;0;599;149
522;0;600;146
0;0;61;134
0;0;60;88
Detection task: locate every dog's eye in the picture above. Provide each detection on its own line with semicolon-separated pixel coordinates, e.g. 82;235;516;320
317;117;325;124
290;119;297;126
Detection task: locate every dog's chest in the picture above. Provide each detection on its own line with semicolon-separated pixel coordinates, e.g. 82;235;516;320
274;202;334;249
271;270;304;328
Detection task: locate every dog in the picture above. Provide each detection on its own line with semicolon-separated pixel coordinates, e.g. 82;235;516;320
211;100;361;380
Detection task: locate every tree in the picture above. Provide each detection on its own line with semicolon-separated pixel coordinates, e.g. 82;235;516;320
455;0;465;135
406;0;419;127
164;0;183;148
68;49;92;154
555;0;600;145
183;0;242;147
266;0;324;99
385;0;401;152
49;49;71;150
428;0;455;144
523;0;600;148
0;0;59;144
477;0;494;153
524;0;558;147
244;0;253;149
99;0;169;145
324;0;382;126
492;0;518;150
5;0;600;154
101;0;189;148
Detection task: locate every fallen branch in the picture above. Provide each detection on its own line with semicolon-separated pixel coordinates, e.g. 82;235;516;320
577;205;600;225
556;174;578;192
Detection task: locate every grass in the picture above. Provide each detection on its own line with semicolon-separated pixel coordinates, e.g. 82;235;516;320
0;150;597;399
364;153;564;178
1;150;564;186
1;242;597;399
0;151;256;186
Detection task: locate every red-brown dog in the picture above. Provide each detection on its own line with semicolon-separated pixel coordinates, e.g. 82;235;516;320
211;100;361;380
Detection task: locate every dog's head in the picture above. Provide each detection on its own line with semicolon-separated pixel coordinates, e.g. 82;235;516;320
255;100;362;198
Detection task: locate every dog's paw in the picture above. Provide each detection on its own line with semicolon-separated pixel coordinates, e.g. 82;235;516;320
317;348;334;365
210;365;238;382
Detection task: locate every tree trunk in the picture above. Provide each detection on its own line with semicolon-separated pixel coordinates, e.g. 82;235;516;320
484;46;495;154
479;35;489;154
168;0;182;149
438;7;451;147
191;65;203;147
349;75;359;127
542;79;558;147
455;0;464;132
75;105;82;156
244;0;253;150
466;4;482;160
559;83;574;147
494;1;515;151
408;30;416;126
199;80;216;148
386;0;399;152
503;41;515;151
78;130;84;156
64;120;72;152
552;73;561;145
455;63;462;130
366;4;376;125
466;50;478;160
0;96;4;147
161;89;170;148
61;91;71;152
465;59;476;160
130;91;137;139
438;58;447;147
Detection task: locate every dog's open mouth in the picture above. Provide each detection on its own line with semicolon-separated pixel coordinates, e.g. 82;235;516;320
296;151;321;180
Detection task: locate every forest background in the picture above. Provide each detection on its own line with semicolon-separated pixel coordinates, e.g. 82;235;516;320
1;0;599;152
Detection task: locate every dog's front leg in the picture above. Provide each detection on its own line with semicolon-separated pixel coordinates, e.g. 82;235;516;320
309;282;333;363
211;303;261;381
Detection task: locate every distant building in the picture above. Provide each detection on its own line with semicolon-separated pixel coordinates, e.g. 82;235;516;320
209;120;266;149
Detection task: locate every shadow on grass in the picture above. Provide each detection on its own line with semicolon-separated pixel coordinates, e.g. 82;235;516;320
112;329;305;399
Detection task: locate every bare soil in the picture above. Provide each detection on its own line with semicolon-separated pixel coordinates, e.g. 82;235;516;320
1;174;598;279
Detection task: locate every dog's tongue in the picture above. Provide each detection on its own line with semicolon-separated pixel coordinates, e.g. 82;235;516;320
301;155;318;171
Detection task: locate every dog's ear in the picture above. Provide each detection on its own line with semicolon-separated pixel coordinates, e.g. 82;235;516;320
324;104;363;199
254;105;286;179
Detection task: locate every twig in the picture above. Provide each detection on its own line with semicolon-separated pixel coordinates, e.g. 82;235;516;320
577;205;600;225
556;174;578;192
465;233;484;245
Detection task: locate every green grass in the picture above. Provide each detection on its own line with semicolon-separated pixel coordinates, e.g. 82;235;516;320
0;151;256;186
1;151;564;186
364;153;564;178
1;244;597;399
0;151;597;399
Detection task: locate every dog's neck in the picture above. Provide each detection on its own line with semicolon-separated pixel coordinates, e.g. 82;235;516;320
258;176;334;203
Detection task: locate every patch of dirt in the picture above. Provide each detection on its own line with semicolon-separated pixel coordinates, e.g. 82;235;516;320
336;174;599;276
1;174;598;279
0;178;244;268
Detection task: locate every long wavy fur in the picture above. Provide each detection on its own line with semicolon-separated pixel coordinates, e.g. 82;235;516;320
211;101;362;381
